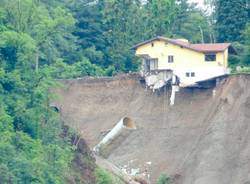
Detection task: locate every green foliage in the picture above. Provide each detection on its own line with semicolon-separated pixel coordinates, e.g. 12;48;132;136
0;131;72;184
102;0;147;72
146;0;176;36
229;25;250;68
71;0;176;73
215;0;248;42
83;47;104;66
49;59;105;79
227;42;244;67
0;31;36;71
95;167;113;184
229;54;241;68
0;0;250;183
242;24;250;65
0;108;13;132
0;63;73;183
0;0;80;66
156;174;170;184
0;0;248;76
172;0;212;43
105;65;117;76
0;1;79;183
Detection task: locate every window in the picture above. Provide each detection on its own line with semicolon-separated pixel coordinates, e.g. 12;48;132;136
205;54;216;61
186;72;195;77
150;59;158;70
168;55;174;63
145;60;150;72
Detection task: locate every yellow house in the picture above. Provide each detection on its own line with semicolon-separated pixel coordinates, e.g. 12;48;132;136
132;36;234;88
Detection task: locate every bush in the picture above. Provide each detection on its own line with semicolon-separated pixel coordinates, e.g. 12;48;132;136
95;168;113;184
105;65;116;76
156;174;170;184
49;58;105;79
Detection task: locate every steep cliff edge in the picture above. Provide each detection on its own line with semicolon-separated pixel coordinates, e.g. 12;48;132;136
55;74;250;184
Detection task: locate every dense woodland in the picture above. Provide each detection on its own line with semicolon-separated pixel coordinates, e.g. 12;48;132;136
0;0;249;183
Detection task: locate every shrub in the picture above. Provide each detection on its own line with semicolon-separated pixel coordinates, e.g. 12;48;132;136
156;174;170;184
95;167;113;184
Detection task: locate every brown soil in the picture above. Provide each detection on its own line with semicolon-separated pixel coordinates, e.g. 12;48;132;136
55;74;250;184
63;126;96;184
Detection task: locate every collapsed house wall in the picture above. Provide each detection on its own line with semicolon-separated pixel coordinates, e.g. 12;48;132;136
54;74;250;184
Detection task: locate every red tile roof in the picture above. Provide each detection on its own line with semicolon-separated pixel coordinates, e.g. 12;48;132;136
191;43;231;52
132;36;232;53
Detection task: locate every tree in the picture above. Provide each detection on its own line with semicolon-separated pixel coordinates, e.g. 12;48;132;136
0;131;72;183
241;24;250;65
0;0;82;69
215;0;248;42
172;0;212;43
70;0;106;66
102;0;145;72
145;0;176;36
0;1;78;183
0;31;36;71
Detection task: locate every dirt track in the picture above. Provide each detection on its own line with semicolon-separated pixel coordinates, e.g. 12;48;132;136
55;74;250;184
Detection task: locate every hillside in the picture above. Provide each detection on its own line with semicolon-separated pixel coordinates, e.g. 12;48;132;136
54;74;250;184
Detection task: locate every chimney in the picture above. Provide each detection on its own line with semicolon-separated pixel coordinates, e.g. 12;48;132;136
176;39;189;43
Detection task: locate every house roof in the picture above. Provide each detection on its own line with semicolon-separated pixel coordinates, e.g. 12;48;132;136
132;36;233;53
191;43;232;52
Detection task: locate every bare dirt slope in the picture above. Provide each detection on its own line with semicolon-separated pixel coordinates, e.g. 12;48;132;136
55;74;250;184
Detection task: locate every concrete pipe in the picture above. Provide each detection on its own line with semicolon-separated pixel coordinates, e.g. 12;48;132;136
93;117;136;157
